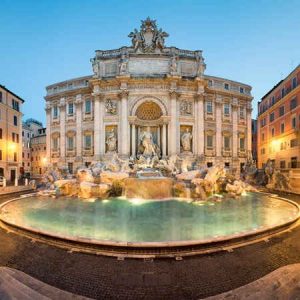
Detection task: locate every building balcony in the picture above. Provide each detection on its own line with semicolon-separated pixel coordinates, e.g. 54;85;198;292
238;148;247;157
82;148;94;156
83;113;93;121
52;117;60;125
205;148;215;156
51;148;60;158
222;148;232;157
66;114;76;123
66;149;76;157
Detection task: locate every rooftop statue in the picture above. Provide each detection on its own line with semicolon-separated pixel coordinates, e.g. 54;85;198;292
128;17;169;53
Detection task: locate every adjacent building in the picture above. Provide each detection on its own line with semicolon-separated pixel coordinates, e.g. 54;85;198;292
21;119;46;177
30;127;47;176
0;84;24;182
251;119;257;163
257;64;300;169
45;18;253;175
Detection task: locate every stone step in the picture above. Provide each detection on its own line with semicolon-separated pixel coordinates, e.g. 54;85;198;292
0;267;91;300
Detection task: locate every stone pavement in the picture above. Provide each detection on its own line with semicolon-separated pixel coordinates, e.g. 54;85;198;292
0;185;34;196
207;263;300;299
0;267;90;300
0;193;300;299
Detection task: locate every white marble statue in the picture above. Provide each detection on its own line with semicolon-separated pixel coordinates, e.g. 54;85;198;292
119;53;128;75
181;129;192;152
106;129;117;152
170;55;178;74
139;130;157;157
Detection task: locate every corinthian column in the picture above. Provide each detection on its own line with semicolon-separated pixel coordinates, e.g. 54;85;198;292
75;95;83;160
120;90;129;156
45;103;51;162
232;98;238;158
247;104;252;156
94;96;101;159
162;123;167;157
215;95;222;158
196;94;204;156
59;98;66;162
169;90;178;155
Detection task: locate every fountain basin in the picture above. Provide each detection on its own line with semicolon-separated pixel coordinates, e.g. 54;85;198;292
0;193;298;257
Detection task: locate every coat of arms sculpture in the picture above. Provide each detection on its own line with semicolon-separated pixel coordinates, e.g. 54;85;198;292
128;17;169;53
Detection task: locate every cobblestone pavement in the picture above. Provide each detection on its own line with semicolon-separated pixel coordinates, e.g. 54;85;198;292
0;193;300;300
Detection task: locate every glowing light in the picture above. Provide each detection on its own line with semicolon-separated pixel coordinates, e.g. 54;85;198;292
241;191;247;196
130;198;146;206
8;142;16;152
42;157;48;165
102;199;110;203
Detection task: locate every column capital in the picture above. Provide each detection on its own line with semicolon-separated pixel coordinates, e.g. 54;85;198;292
194;93;205;102
169;90;178;98
119;90;129;99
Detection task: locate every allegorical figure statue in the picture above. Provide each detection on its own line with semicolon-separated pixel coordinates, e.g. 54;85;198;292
128;29;144;51
119;53;128;75
105;100;117;115
139;130;157;157
170;55;178;74
106;129;117;152
181;128;193;152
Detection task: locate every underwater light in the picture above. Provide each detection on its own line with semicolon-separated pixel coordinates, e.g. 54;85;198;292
241;191;247;196
102;199;110;203
130;198;146;205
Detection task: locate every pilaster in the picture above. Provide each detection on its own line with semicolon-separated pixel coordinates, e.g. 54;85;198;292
75;94;83;160
215;95;222;158
58;97;66;162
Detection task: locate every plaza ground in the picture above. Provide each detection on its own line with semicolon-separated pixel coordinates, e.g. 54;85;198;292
0;192;300;299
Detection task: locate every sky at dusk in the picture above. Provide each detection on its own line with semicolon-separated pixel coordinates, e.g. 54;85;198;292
0;0;299;124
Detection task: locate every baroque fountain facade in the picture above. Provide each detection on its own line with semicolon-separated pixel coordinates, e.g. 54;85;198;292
45;18;253;176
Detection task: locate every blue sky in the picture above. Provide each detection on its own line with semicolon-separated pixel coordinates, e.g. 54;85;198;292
0;0;299;124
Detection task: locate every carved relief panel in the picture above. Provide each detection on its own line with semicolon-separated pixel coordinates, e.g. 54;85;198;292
180;100;193;116
105;99;118;115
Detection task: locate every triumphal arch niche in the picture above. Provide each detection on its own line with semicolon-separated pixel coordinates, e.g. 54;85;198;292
46;17;252;172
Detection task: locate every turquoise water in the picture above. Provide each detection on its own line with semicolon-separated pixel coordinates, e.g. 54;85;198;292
0;193;298;243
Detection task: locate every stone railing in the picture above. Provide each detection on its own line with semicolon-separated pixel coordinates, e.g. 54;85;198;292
82;148;94;156
222;148;232;157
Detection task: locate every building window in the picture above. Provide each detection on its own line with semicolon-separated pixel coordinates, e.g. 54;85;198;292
12;99;20;111
68;103;74;115
223;103;230;116
206;101;213;114
239;138;245;150
261;133;265;141
281;88;285;98
240;87;244;94
261;148;265;155
68;162;73;174
208;80;213;87
291;157;298;168
0;150;2;160
271;128;275;137
14;152;17;162
280;122;285;133
52;137;58;150
280;142;286;150
269;112;274;122
53;106;58;119
239;107;245;119
280;161;286;169
84;135;92;149
292;77;297;89
260;118;266;127
85;99;91;114
292;117;297;129
224;83;229;90
67;136;74;150
279;106;285;116
291;139;298;148
13;116;18;126
0;92;2;102
290;97;297;110
224;162;230;168
206;135;213;148
224;136;230;150
271;96;275;106
207;162;213;168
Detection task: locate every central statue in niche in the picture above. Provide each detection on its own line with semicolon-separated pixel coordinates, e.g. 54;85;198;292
139;130;160;157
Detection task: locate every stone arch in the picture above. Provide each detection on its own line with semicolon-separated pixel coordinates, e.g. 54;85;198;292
131;96;167;116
